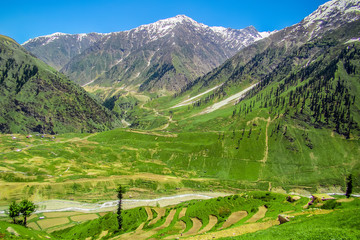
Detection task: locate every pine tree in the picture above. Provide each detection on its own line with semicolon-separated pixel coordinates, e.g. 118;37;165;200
346;174;353;198
116;185;125;230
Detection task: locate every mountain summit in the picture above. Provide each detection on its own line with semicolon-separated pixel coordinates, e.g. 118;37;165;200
23;15;269;91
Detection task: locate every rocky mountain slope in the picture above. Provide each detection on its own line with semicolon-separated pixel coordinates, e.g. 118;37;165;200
0;35;117;134
23;32;104;71
178;0;360;95
23;15;269;91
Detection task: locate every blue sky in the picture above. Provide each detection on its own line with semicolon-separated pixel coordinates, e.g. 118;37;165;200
1;0;329;44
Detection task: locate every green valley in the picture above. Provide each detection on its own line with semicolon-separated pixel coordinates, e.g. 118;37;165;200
1;0;360;239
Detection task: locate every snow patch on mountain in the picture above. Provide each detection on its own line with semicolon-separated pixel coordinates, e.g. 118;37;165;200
304;0;360;27
23;32;106;46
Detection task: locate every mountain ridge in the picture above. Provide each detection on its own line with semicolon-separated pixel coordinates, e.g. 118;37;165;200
23;15;270;91
0;35;118;134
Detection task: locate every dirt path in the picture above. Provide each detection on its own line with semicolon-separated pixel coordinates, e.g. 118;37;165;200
261;118;271;164
185;220;278;240
196;84;257;115
198;215;218;234
246;206;267;223
148;208;166;226
221;211;248;229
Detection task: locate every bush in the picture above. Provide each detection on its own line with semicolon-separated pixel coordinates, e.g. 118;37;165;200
321;200;341;210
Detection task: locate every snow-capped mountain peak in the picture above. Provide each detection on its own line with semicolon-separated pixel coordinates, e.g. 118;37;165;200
22;32;68;45
304;0;360;27
131;15;206;36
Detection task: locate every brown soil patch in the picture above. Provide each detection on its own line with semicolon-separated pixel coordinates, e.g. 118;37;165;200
155;209;176;230
135;223;146;233
337;198;355;203
164;220;187;240
43;211;80;218
199;215;217;234
97;230;108;240
99;212;109;217
37;217;69;229
145;206;153;221
186;220;278;240
148;207;166;226
222;211;248;229
290;209;333;217
28;222;41;230
71;214;99;222
117;209;176;240
246;206;267;223
48;223;76;233
179;208;187;219
184;218;202;236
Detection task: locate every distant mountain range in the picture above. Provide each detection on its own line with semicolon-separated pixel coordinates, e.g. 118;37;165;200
3;0;360;134
23;15;270;91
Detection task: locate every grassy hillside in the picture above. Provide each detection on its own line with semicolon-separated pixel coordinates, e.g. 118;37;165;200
221;201;360;240
0;220;55;239
0;34;118;134
4;192;352;240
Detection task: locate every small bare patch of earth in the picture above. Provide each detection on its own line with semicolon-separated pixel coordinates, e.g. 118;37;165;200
246;206;267;223
185;220;278;240
71;214;99;222
337;198;354;203
145;207;153;221
199;215;218;234
37;217;69;229
97;230;108;240
221;211;248;229
179;208;187;219
164;220;186;240
148;208;166;226
184;218;202;236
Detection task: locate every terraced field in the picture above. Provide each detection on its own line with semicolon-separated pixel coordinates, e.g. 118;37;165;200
45;192;342;239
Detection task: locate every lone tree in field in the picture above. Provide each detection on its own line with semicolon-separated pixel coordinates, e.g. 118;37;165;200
116;185;125;230
19;200;37;227
7;200;36;226
346;174;353;198
8;201;21;224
